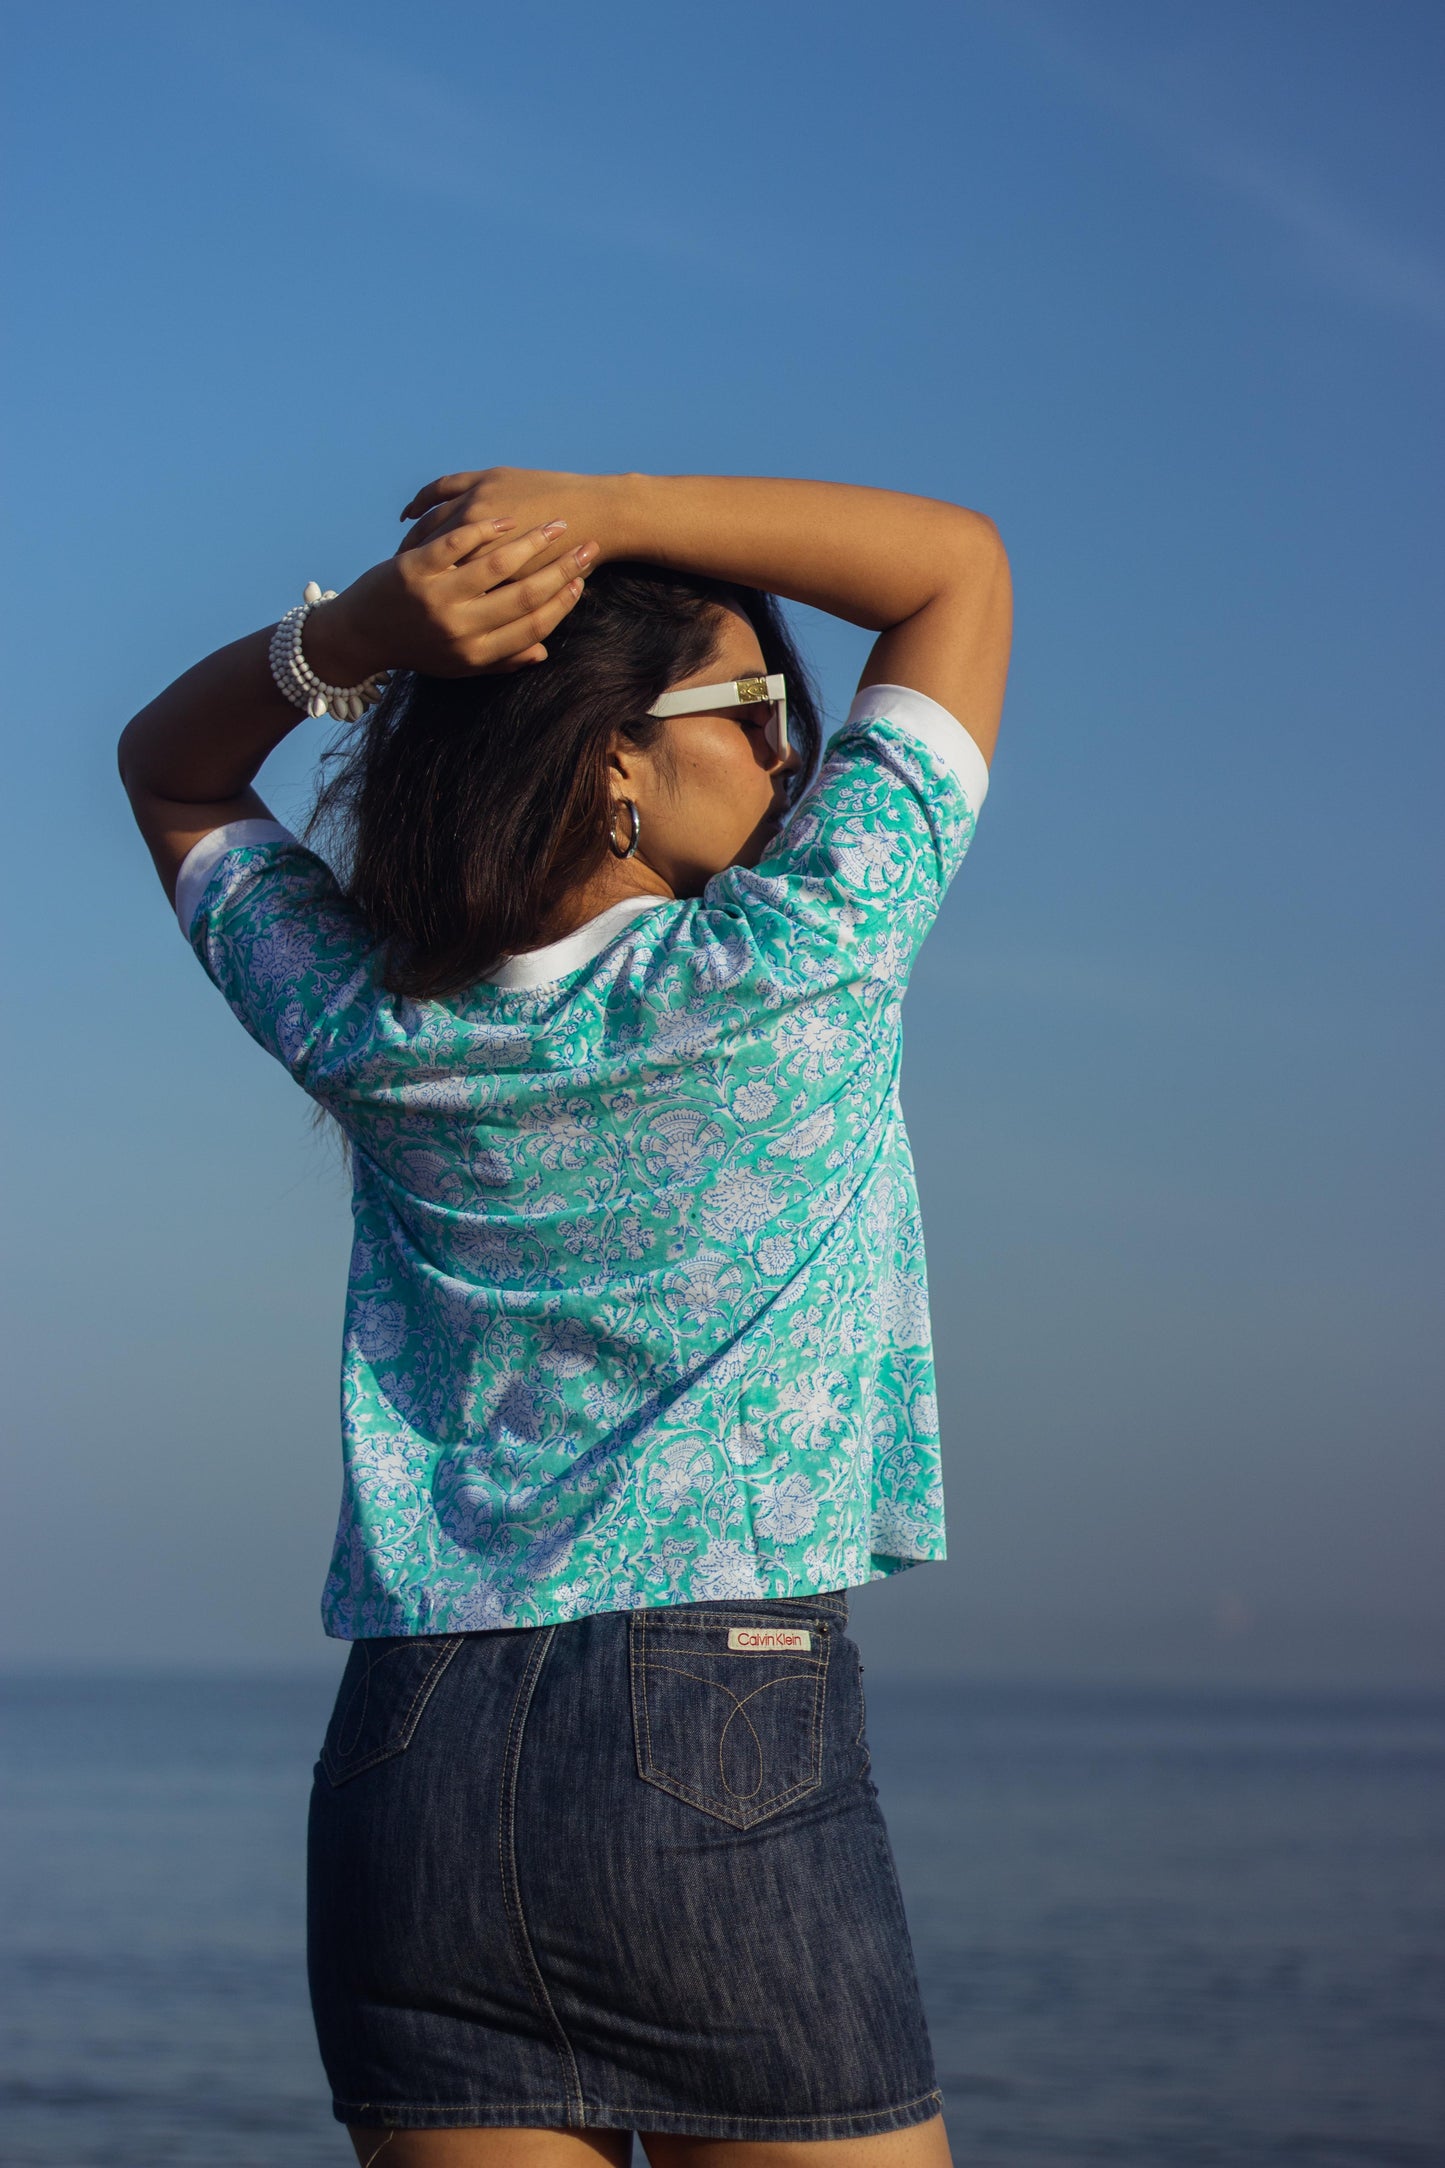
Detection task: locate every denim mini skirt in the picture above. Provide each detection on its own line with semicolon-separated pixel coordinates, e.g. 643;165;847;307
307;1590;942;2140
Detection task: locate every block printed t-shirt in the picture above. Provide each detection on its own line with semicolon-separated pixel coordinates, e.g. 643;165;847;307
178;683;990;1638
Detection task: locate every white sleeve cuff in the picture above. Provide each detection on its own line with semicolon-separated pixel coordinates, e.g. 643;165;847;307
174;819;296;937
844;683;990;815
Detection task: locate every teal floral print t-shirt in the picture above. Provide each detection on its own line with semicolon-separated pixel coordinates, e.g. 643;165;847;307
178;682;990;1637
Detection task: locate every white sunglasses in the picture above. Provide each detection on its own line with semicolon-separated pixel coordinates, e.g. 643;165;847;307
647;672;789;760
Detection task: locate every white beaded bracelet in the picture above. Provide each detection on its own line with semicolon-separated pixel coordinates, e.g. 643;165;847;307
269;583;392;722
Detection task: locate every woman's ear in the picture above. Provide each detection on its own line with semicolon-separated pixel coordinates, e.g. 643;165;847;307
610;727;677;799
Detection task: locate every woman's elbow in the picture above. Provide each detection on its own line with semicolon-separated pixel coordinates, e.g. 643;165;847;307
951;505;1007;561
932;507;1010;601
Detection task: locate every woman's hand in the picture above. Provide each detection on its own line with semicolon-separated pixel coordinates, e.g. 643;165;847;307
308;516;600;683
398;468;628;569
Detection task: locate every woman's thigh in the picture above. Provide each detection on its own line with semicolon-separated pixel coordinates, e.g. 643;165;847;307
345;2122;953;2168
642;2117;954;2166
347;2128;632;2166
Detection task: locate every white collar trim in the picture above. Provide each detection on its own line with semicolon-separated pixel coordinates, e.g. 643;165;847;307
482;894;670;989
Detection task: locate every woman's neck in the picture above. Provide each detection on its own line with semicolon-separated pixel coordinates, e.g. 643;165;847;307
535;858;675;945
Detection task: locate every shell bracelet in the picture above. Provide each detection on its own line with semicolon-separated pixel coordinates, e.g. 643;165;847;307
269;582;391;722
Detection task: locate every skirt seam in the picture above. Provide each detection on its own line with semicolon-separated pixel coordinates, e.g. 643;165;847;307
332;2085;946;2134
495;1623;585;2125
585;2085;944;2130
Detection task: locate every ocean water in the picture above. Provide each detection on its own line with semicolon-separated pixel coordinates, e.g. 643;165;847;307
1;1673;1441;2167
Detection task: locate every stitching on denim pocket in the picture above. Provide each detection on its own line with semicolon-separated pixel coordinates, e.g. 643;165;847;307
629;1611;830;1829
321;1634;465;1786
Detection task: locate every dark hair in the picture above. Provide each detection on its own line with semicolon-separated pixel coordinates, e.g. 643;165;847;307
306;562;822;1000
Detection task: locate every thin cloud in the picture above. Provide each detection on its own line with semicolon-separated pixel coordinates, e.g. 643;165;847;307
164;0;738;275
1190;137;1445;334
979;0;1445;338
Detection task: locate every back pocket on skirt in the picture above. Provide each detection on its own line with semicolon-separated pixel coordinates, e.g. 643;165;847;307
629;1606;830;1828
320;1634;465;1786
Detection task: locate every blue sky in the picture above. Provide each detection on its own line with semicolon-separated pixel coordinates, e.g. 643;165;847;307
2;0;1440;1682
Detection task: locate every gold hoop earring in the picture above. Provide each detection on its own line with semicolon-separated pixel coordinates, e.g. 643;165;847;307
608;799;641;859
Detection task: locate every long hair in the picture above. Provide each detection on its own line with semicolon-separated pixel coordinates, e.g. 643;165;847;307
306;562;823;1000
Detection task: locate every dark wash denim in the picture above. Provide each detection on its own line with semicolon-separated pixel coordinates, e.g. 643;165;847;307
307;1591;942;2138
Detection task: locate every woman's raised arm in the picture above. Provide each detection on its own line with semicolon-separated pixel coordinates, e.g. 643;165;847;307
116;520;599;903
403;469;1013;764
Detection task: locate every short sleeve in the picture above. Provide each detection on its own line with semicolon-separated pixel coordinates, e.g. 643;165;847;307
177;819;381;1089
700;682;989;996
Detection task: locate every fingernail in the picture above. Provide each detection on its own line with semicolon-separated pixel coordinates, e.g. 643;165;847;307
492;516;517;531
575;542;598;567
568;577;583;596
541;519;567;538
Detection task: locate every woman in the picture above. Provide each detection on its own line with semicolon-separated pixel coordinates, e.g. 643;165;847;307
119;468;1013;2168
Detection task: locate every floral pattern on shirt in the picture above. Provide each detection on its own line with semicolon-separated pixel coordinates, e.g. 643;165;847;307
188;710;981;1635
